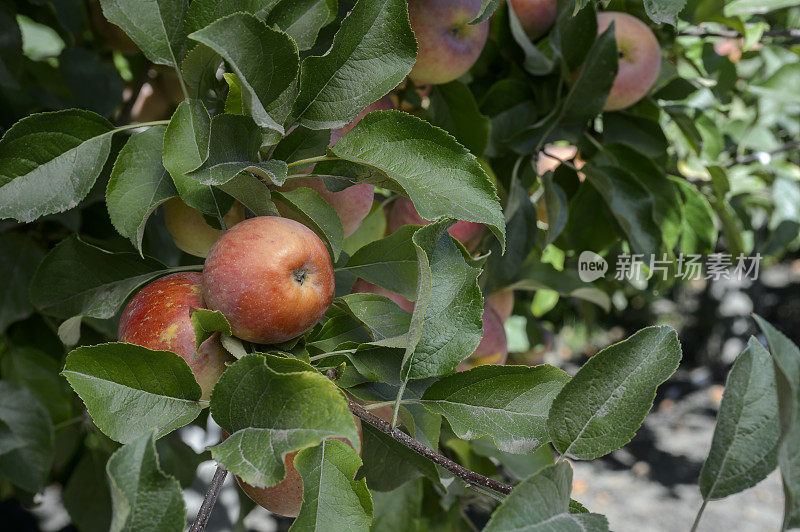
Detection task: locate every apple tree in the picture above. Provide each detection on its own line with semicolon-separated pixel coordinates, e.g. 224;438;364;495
0;0;799;530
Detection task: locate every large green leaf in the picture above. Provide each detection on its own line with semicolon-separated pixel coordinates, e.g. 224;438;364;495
107;126;176;252
189;13;299;132
329;111;505;248
484;462;608;531
273;187;344;259
0;382;54;493
267;0;337;50
63;450;113;532
63;343;203;443
2;346;74;424
185;0;279;34
291;0;416;129
370;479;423;531
106;432;185;532
0;109;113;222
548;326;682;460
0;233;44;332
99;0;188;68
30;236;168;320
420;365;570;454
699;337;780;500
292;440;372;531
429;81;490;156
187;114;288;186
644;0;686;25
336;293;412;342
357;423;441;492
209;354;359;487
754;315;800;528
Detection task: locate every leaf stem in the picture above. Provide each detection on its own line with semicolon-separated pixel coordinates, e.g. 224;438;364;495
173;65;190;101
690;498;709;532
286;155;338;169
113;120;171;133
189;466;228;532
308;349;357;361
348;401;513;496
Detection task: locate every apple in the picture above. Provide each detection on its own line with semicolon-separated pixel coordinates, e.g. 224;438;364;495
164;198;245;258
486;289;514;323
457;304;508;371
118;272;234;400
597;11;661;111
329;95;394;145
509;0;557;40
351;279;414;313
407;0;490;85
228;417;363;517
202;217;335;344
387;196;485;251
536;144;586;180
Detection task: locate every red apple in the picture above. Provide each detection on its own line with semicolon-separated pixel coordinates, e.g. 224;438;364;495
510;0;557;40
350;279;414;313
202;217;335;344
486;289;514;323
457;304;508;371
164;198;245;258
407;0;490;85
597;12;661;111
118;272;234;400
228;417;363;517
387;196;485;251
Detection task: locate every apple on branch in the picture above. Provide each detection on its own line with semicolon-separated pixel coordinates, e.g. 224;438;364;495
510;0;557;41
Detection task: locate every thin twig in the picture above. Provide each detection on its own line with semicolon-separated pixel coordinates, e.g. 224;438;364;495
347;401;514;496
727;140;800;167
678;27;800;39
189;466;228;532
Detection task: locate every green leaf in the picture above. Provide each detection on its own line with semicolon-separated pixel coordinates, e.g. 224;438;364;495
62;343;203;443
106;432;185;532
402;221;483;380
429;81;490;156
273;187;344;260
0;382;54;492
753;315;800;528
337;293;412;342
181;43;223;100
471;0;502;24
329;111;505;249
0;109;113;222
644;0;686;25
673;177;717;255
99;0;188;68
63;450;113;532
190;309;231;351
187;114;288;186
371;479;423;531
162;100;235;218
272;126;330;163
291;0;416;129
267;0;337;50
189;13;299;133
155;432;205;488
560;22;617;124
339;226;418;300
357;423;440;491
209;354;359;487
2;346;74;424
699;337;780;499
217;172;279;217
484;462;609;532
508;261;611;312
548;326;682;460
420;365;570;454
30;236;167;320
292;439;372;531
724;0;797;16
185;0;280;35
107;126;177;252
0;232;44;332
542;173;569;247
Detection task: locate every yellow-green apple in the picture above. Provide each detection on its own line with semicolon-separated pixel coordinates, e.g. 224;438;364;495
597;12;661;111
510;0;557;40
407;0;490;85
350;279;414;313
486;289;514;322
387;197;485;251
457;304;508;371
164;198;245;258
118;273;234;400
202;217;335;344
227;417;363;517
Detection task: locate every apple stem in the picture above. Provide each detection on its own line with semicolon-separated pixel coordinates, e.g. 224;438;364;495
348;401;514;497
189;466;228;532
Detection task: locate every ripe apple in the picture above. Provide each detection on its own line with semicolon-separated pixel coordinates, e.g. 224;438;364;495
486;289;514;323
118;272;234;400
164;198;245;258
457;304;508;371
407;0;490;85
597;11;661;111
229;417;363;517
387;196;485;251
351;279;414;313
510;0;557;40
202;217;335;344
